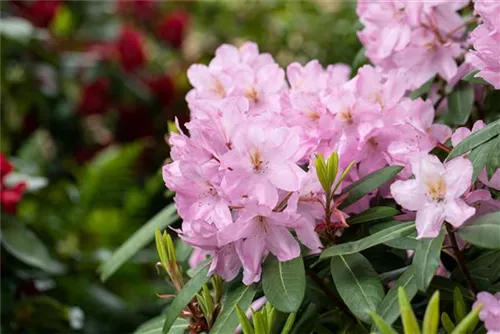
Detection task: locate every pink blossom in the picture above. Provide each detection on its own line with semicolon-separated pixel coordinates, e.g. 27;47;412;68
474;292;500;334
390;154;475;238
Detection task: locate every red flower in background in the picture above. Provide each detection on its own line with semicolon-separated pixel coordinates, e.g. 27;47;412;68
10;0;61;28
77;78;111;116
117;106;154;142
1;154;26;215
117;26;148;73
117;0;157;21
157;10;190;49
145;74;176;105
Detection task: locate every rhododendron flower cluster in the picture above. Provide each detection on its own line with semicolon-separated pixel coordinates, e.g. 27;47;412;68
467;0;500;89
162;42;456;284
357;0;470;89
474;292;500;334
1;154;26;215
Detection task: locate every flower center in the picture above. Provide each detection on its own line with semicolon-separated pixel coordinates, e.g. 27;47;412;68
306;109;321;121
245;87;259;103
213;80;226;97
427;177;446;201
249;148;265;173
256;216;268;233
339;108;353;123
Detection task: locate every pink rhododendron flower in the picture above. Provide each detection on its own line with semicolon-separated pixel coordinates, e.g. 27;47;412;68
390;154;475;238
474;292;500;334
467;0;500;89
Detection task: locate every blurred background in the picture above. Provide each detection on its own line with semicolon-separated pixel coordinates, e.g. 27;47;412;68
0;1;361;333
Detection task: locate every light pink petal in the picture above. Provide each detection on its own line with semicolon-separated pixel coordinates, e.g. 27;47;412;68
217;220;258;246
265;225;300;262
252;180;279;207
429;124;452;144
237;237;266;285
451;127;471;147
444;157;473;198
416;203;446;239
267;162;303;192
444;199;476;228
391;179;425;211
295;222;322;253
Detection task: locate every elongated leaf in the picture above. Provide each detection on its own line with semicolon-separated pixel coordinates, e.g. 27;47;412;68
410;76;435;100
458;212;500;249
262;256;305;313
347;207;399;225
369;312;398;334
428;277;474;302
369;221;418;250
398;287;420;334
339;166;403;209
423;291;440;334
441;312;455;334
462;70;489;85
1;223;64;274
446;120;500;161
487;135;500;179
375;267;418;327
321;222;415;259
352;47;368;71
98;204;178;281
133;317;188;334
330;253;384;323
448;83;474;125
451;305;482;334
210;284;257;334
454;288;466;324
162;263;211;333
236;305;254;334
413;229;445;292
281;312;297;334
468;138;495;182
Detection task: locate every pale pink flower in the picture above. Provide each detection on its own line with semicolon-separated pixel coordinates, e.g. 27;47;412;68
390;154;475;238
474;292;500;334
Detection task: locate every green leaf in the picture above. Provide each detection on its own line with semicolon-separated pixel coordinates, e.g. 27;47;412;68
462;70;489;85
447;83;474;125
428;277;474;302
133;317;188;334
326;152;339;191
162;263;211;333
375;267;418;327
410;76;435;100
98;204;178;281
338;166;403;209
486;136;500;180
252;309;266;334
1;222;63;274
451;305;482;334
458;211;500;249
468;138;495;182
413;229;445;292
330;253;385;323
369;311;398;334
280;312;297;334
262;256;306;313
236;305;254;334
315;154;329;193
80;142;146;209
453;288;466;324
398;287;421;334
211;284;257;334
50;5;73;38
347;207;399;225
321;221;415;259
441;312;455;334
423;291;440;334
352;47;369;72
369;221;418;250
446;120;500;161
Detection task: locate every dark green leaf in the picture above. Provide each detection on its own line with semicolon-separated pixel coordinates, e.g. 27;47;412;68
486;136;500;180
410;76;435;100
352;47;369;72
462;70;489;85
413;229;445;292
321;222;415;259
446;120;500;161
1;223;63;274
133;317;188;334
468;138;495;182
162;263;211;333
369;221;418;250
447;83;474;125
458;212;500;249
98;204;178;281
262;256;305;313
210;284;257;334
453;288;466;324
428;277;474;302
280;312;296;334
375;267;417;327
330;253;385;323
347;207;399;225
339;166;403;209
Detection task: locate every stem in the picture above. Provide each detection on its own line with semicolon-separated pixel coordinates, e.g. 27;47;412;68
445;223;478;294
306;269;357;322
436;142;452;153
